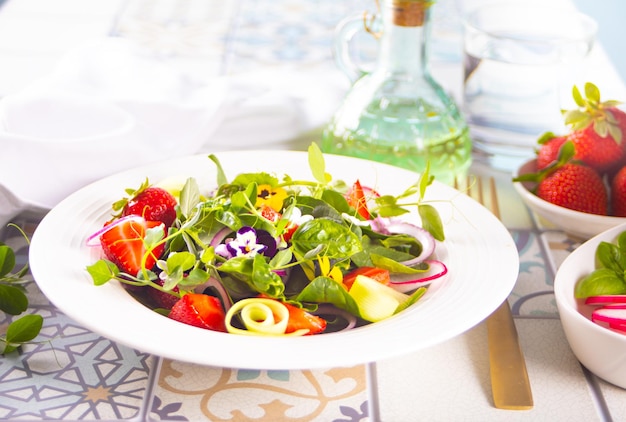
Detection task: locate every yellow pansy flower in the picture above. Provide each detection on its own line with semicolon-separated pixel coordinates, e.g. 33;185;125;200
255;184;288;212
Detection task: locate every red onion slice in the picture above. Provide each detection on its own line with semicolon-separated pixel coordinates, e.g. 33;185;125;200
210;226;234;248
389;260;448;293
372;218;436;266
315;304;358;332
85;215;145;247
194;276;233;311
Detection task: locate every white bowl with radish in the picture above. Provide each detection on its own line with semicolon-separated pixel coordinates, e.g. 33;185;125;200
554;222;626;389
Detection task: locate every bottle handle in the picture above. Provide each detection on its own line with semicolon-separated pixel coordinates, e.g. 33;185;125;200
333;9;381;83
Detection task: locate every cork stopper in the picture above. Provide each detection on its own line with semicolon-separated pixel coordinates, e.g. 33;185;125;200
392;1;430;27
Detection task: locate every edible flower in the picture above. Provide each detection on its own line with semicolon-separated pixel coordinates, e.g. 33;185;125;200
318;256;343;284
216;227;267;258
255;184;287;212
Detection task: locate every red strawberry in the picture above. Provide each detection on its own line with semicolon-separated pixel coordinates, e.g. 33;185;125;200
536;163;607;215
100;218;166;275
282;301;327;335
566;128;624;173
122;186;178;227
611;166;626;217
536;133;567;170
168;293;227;332
562;83;626;173
516;140;608;215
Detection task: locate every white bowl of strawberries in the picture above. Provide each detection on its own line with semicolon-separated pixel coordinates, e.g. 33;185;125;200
554;223;626;389
513;82;626;240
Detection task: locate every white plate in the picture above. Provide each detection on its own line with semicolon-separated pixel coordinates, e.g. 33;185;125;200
29;151;519;370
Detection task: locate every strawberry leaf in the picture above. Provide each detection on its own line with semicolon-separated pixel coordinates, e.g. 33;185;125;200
585;82;601;103
594;120;609;138
609;124;623;143
563;109;591;129
572;85;585;107
537;132;558;145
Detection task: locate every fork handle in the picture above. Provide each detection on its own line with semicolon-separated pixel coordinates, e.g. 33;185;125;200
487;300;534;410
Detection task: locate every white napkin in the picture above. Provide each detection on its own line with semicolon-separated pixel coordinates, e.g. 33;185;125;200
0;37;347;223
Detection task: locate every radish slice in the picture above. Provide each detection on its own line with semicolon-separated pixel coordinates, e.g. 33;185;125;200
591;307;626;333
585;295;626;306
371;218;436;265
389;260;448;293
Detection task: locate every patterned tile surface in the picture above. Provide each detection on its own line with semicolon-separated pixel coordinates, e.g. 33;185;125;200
0;305;154;420
150;361;367;421
1;0;626;421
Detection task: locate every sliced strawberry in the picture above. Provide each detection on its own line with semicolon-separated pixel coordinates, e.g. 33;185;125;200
259;204;281;222
168;293;227;332
343;266;390;290
346;180;371;220
122;186;178;227
100;218;165;276
283;301;327;335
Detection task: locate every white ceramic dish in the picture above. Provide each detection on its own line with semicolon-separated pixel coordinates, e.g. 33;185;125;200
513;159;626;239
554;222;626;389
29;150;519;370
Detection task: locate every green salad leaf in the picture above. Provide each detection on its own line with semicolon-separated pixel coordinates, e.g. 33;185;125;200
0;226;43;354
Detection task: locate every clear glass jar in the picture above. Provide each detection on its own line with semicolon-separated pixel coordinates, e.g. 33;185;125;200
322;0;471;185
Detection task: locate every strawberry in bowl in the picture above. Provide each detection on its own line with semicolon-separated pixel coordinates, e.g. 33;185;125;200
513;82;626;239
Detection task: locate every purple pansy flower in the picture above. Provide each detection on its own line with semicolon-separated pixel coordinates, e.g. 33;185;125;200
215;227;266;258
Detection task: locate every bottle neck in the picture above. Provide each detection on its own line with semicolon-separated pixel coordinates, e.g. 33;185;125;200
377;0;431;77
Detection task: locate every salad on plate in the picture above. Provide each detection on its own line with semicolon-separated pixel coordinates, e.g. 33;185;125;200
86;143;448;336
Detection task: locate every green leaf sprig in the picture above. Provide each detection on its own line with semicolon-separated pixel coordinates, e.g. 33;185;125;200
0;225;43;354
575;230;626;298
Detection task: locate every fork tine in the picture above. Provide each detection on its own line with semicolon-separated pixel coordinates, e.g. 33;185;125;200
488;177;500;220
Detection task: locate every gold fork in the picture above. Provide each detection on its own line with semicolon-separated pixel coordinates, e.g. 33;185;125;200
459;176;534;410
